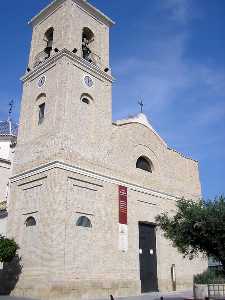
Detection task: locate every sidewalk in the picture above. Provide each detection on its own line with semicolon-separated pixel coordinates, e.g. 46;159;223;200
0;289;193;300
116;289;193;300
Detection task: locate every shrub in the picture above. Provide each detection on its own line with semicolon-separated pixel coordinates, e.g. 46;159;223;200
194;269;225;284
0;235;19;263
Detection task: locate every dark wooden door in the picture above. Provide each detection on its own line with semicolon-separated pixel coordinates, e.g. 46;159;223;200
139;223;158;293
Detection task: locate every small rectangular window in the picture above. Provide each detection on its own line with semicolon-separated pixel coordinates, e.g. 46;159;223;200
38;103;45;125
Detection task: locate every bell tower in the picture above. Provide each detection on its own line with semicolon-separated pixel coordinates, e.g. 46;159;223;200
8;2;123;299
14;0;115;174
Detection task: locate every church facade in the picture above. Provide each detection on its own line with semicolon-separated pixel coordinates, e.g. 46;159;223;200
8;0;207;299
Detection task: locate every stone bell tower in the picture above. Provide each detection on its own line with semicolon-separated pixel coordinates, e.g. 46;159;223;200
8;1;118;299
13;0;115;175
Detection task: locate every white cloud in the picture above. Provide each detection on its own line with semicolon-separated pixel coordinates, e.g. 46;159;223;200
160;0;191;24
113;31;225;122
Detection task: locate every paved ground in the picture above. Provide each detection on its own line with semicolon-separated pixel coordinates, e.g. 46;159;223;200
0;289;193;300
117;289;193;300
0;298;35;300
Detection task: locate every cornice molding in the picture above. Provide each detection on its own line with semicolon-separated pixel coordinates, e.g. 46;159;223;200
11;160;183;202
29;0;115;28
29;0;65;27
73;0;115;27
21;49;114;83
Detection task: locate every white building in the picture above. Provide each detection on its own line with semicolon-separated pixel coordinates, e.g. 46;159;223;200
0;119;17;238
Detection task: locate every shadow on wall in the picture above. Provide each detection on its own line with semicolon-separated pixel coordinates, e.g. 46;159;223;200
0;255;22;295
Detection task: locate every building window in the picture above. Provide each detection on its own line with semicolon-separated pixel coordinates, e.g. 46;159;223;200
82;27;94;62
25;216;36;227
136;156;153;173
44;27;54;58
76;216;92;228
81;97;90;105
38;103;45;125
81;94;93;105
33;28;54;67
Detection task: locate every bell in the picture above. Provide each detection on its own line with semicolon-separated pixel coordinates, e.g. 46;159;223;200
47;40;53;48
45;46;52;52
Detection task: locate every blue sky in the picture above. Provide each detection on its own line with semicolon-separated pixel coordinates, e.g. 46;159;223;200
0;0;224;199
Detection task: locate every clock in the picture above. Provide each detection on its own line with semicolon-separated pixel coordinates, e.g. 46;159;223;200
84;75;93;88
38;75;46;88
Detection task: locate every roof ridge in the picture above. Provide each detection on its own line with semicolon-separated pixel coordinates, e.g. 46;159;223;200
114;113;168;147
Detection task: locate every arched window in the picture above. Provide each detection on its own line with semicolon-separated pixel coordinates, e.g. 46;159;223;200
25;216;36;227
36;93;46;125
76;216;92;228
44;27;54;58
82;27;94;62
81;93;93;105
36;93;46;101
136;156;153;173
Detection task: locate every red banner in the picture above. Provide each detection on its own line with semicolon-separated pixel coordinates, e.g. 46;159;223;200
119;186;127;224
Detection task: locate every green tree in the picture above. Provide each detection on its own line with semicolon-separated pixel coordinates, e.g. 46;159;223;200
155;196;225;273
0;235;19;263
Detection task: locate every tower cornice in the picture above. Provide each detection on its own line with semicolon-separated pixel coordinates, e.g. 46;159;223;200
21;49;114;83
29;0;115;28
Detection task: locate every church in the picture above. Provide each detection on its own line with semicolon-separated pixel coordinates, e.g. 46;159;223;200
7;0;207;299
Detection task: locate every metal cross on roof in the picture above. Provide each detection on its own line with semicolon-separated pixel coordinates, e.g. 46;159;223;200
138;100;144;113
8;100;14;119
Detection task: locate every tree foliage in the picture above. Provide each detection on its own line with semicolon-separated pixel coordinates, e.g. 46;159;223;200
155;196;225;273
0;235;19;263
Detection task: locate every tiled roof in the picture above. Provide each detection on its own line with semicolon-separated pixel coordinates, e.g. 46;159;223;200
0;120;18;136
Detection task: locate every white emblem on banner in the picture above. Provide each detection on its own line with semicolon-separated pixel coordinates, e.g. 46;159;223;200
118;223;128;252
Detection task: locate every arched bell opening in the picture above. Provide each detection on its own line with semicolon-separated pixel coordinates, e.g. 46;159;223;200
82;27;95;62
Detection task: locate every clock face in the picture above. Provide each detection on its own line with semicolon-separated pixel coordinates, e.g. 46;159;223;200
84;75;93;88
38;76;46;88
